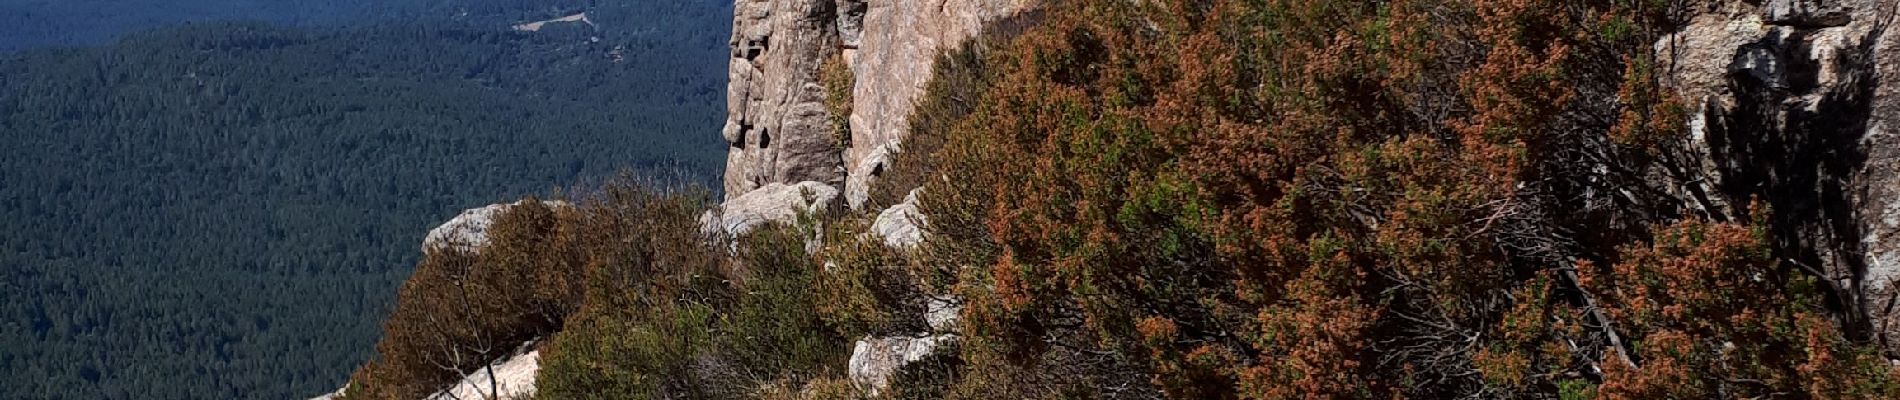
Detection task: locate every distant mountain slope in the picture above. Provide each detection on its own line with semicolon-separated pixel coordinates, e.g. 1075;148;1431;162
0;0;697;53
0;2;729;398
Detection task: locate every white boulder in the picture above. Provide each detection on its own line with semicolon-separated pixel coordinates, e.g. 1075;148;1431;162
701;181;841;237
848;334;953;397
870;188;927;250
427;341;542;400
423;200;569;252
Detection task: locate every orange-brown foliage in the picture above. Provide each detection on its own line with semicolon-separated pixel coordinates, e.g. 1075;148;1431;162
343;199;583;400
341;183;721;400
903;0;1899;398
1590;220;1900;399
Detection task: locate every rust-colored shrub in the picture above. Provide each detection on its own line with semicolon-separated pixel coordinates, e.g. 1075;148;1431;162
900;0;1900;398
1590;219;1900;399
342;199;582;400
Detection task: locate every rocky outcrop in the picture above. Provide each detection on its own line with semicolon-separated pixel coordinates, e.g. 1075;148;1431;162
315;203;563;400
1659;0;1900;339
847;296;961;396
723;0;848;196
308;388;344;400
840;0;1033;209
702;181;841;237
427;342;542;400
847;335;951;396
870;188;927;250
724;3;1033;394
316;340;543;400
721;0;1031;207
423;200;569;252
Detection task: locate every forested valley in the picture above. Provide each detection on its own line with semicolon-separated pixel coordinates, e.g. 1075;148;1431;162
0;1;731;398
0;0;713;52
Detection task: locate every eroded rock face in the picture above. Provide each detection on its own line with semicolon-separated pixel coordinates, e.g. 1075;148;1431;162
724;0;849;196
1851;4;1900;318
721;0;1031;208
702;181;841;237
1763;0;1853;28
1660;0;1900;338
841;0;1034;209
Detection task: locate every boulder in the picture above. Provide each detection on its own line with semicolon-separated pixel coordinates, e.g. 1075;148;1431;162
427;341;542;400
870;188;927;250
846;295;960;396
924;295;961;332
847;334;953;397
423;200;569;253
703;181;841;237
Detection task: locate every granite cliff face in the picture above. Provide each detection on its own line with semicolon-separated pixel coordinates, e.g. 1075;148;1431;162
719;0;1030;207
837;0;1034;208
724;0;847;196
1657;0;1900;339
716;1;1030;392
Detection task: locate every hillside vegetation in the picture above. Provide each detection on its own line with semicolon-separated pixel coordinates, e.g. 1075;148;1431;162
344;0;1900;398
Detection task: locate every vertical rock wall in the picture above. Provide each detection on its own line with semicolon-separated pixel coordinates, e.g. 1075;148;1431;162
716;2;1032;392
1660;0;1900;338
839;0;1034;208
1850;3;1900;311
720;0;1030;206
724;0;847;196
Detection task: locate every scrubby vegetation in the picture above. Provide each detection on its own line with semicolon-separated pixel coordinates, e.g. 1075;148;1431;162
343;181;852;399
345;0;1900;398
537;214;845;400
822;54;857;149
876;0;1900;397
344;199;586;399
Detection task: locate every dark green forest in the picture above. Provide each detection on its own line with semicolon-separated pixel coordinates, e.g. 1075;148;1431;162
0;1;730;398
0;0;690;53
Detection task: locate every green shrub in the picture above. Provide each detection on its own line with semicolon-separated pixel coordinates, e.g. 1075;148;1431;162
537;218;846;399
814;217;931;339
822;53;856;149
